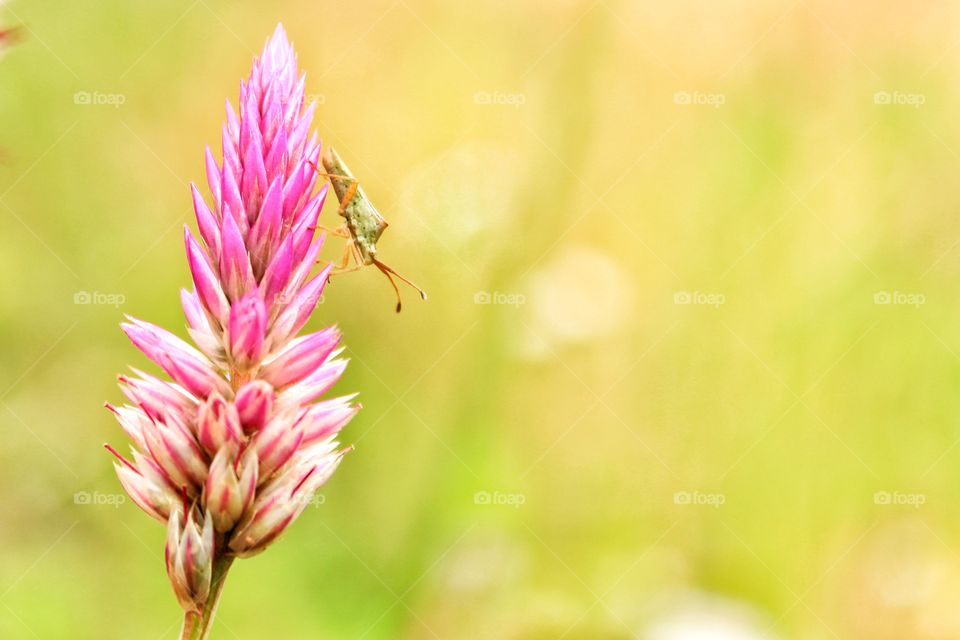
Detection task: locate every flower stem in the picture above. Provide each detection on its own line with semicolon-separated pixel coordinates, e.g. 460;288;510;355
180;554;234;640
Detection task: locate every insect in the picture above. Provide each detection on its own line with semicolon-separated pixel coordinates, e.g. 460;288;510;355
310;146;427;312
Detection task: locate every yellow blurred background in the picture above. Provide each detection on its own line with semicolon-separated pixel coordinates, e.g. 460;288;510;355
3;0;960;638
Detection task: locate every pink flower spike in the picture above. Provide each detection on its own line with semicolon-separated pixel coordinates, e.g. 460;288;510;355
107;23;359;623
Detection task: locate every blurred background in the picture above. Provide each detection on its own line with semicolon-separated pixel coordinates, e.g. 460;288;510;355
2;0;960;638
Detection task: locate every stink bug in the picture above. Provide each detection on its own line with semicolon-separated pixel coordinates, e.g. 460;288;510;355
310;146;427;313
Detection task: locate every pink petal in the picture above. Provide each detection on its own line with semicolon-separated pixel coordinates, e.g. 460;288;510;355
260;327;340;388
184;227;229;325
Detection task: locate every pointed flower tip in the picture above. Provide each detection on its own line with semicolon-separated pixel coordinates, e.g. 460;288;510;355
104;443;139;473
269;24;292;52
119;323;141;346
182;225;199;250
264;23;295;65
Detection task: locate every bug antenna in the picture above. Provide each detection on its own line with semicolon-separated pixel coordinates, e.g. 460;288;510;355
305;159;345;184
374;259;427;299
373;260;403;313
373;259;427;313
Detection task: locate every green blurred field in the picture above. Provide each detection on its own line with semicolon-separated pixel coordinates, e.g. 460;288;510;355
3;0;960;638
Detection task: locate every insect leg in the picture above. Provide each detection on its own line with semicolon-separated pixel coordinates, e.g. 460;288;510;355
309;224;351;238
328;239;363;275
306;160;358;186
306;159;360;214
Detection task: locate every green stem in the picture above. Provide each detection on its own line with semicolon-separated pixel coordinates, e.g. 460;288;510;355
179;554;234;640
180;612;200;640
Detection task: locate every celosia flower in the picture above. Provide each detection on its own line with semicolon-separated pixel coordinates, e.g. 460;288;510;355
105;24;359;637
